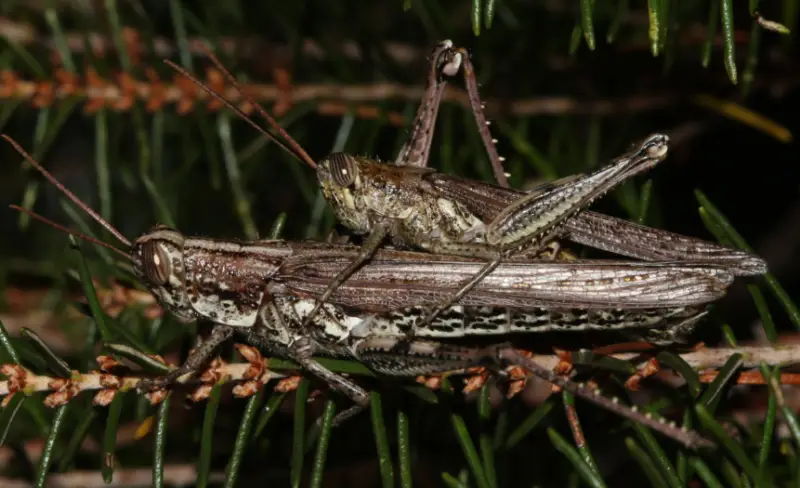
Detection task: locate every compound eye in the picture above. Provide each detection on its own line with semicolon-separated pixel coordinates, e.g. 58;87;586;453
328;153;358;187
142;241;171;285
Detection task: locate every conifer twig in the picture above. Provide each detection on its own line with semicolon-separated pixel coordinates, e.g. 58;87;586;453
0;66;677;116
2;343;798;410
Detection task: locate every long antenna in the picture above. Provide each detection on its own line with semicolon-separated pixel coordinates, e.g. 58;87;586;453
163;59;303;168
162;48;317;170
200;44;317;170
10;205;131;260
4;135;132;248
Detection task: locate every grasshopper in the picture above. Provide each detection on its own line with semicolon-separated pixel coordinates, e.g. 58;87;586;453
6;135;724;447
167;42;766;334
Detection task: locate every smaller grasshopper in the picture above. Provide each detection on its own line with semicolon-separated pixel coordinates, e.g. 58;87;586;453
164;43;766;335
316;132;671;328
8;135;722;447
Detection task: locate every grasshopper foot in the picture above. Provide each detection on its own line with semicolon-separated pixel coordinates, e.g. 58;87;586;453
136;326;234;394
321;401;370;428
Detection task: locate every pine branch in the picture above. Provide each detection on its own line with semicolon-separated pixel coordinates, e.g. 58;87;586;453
0;66;679;118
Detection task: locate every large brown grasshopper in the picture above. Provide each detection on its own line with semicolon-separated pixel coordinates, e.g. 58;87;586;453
7;134;730;448
169;41;766;334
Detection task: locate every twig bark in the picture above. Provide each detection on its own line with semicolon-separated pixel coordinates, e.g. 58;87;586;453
2;343;798;409
0;66;677;117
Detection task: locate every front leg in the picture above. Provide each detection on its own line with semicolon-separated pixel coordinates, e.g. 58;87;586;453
137;324;235;392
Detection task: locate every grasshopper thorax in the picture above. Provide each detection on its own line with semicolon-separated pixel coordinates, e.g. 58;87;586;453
130;225;195;323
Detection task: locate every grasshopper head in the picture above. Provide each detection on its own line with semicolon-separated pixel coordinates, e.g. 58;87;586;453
130;225;195;322
317;153;371;233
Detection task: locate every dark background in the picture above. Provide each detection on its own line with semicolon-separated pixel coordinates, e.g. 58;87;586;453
0;1;798;486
